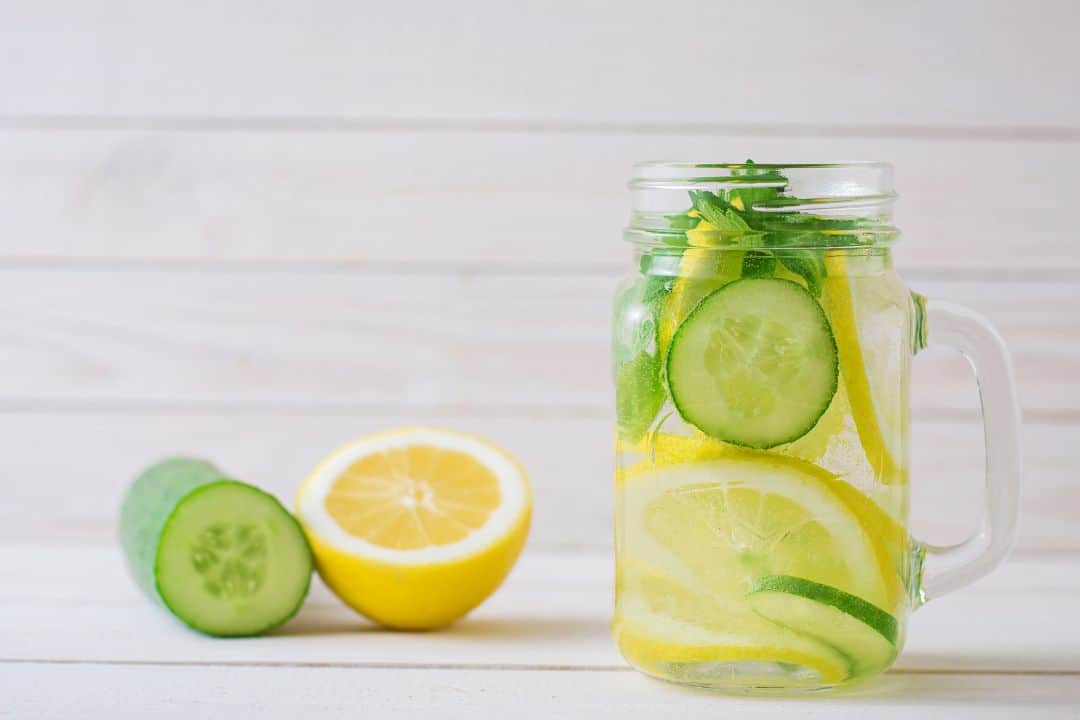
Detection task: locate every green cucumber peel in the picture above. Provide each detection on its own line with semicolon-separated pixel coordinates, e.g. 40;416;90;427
750;575;898;644
119;458;313;637
666;278;838;449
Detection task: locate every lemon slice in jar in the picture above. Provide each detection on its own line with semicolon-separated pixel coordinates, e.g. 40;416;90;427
822;253;910;484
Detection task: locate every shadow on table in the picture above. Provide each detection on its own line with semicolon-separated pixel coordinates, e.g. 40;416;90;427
631;670;1080;707
277;603;608;641
818;670;1080;706
439;616;610;641
897;652;1080;674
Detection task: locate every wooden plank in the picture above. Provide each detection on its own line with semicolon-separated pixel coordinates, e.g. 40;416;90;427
2;548;1079;676
3;129;1079;270
3;1;1078;129
0;412;612;551
5;663;1079;720
0;412;1072;553
0;269;1073;413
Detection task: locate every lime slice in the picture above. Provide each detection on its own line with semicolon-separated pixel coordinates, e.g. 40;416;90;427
823;253;910;483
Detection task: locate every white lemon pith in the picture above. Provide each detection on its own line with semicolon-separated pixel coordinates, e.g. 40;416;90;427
295;428;531;629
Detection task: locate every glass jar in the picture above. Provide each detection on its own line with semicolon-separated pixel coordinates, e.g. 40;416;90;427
612;161;1021;692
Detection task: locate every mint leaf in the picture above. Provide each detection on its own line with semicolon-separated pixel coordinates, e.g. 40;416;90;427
688;190;730;226
725;208;751;231
727;186;781;212
615;351;665;444
689;190;748;232
741;250;777;278
777;249;827;297
665;213;701;230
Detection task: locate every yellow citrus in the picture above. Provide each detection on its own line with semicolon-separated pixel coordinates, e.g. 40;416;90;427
295;428;531;629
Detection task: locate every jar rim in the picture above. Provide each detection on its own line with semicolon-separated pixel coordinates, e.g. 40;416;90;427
634;159;892;170
627;160;899;249
630;160;894;192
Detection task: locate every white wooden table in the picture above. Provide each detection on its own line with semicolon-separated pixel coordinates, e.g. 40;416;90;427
3;546;1079;718
3;1;1079;717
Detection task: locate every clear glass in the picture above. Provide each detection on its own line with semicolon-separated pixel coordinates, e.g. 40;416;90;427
611;162;1021;693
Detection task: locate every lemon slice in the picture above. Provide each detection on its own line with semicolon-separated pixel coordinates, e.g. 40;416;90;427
616;454;899;684
617;387;847;481
615;565;850;685
617;428;732;479
656;220;744;354
822;475;911;611
295;428;531;629
823;253;910;484
620;454;889;609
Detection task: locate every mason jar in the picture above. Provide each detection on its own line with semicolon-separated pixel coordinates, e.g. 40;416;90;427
612;161;1021;692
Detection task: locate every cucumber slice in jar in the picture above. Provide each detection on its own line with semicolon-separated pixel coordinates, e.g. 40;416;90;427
748;575;898;676
666;278;838;449
120;458;313;637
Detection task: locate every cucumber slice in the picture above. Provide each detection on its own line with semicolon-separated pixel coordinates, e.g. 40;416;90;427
120;458;313;637
667;278;838;448
748;575;898;675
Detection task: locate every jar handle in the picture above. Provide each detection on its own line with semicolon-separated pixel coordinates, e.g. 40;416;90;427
912;295;1022;607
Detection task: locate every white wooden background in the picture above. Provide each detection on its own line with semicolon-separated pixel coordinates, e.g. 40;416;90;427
2;1;1079;717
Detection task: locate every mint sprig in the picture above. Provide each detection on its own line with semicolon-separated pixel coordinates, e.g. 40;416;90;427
689;190;752;233
684;166;831;296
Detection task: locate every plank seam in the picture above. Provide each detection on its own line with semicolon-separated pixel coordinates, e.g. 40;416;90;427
2;116;1079;143
0;259;1077;284
2;658;1078;677
0;400;1074;425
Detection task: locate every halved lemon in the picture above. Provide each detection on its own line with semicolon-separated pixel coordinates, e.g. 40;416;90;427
823;253;910;484
295;428;531;629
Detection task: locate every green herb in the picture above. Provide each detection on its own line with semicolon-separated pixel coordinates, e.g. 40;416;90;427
741;250;777;278
689;190;747;232
777;249;828;297
665;213;701;230
676;160;870;292
615;351;665;443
